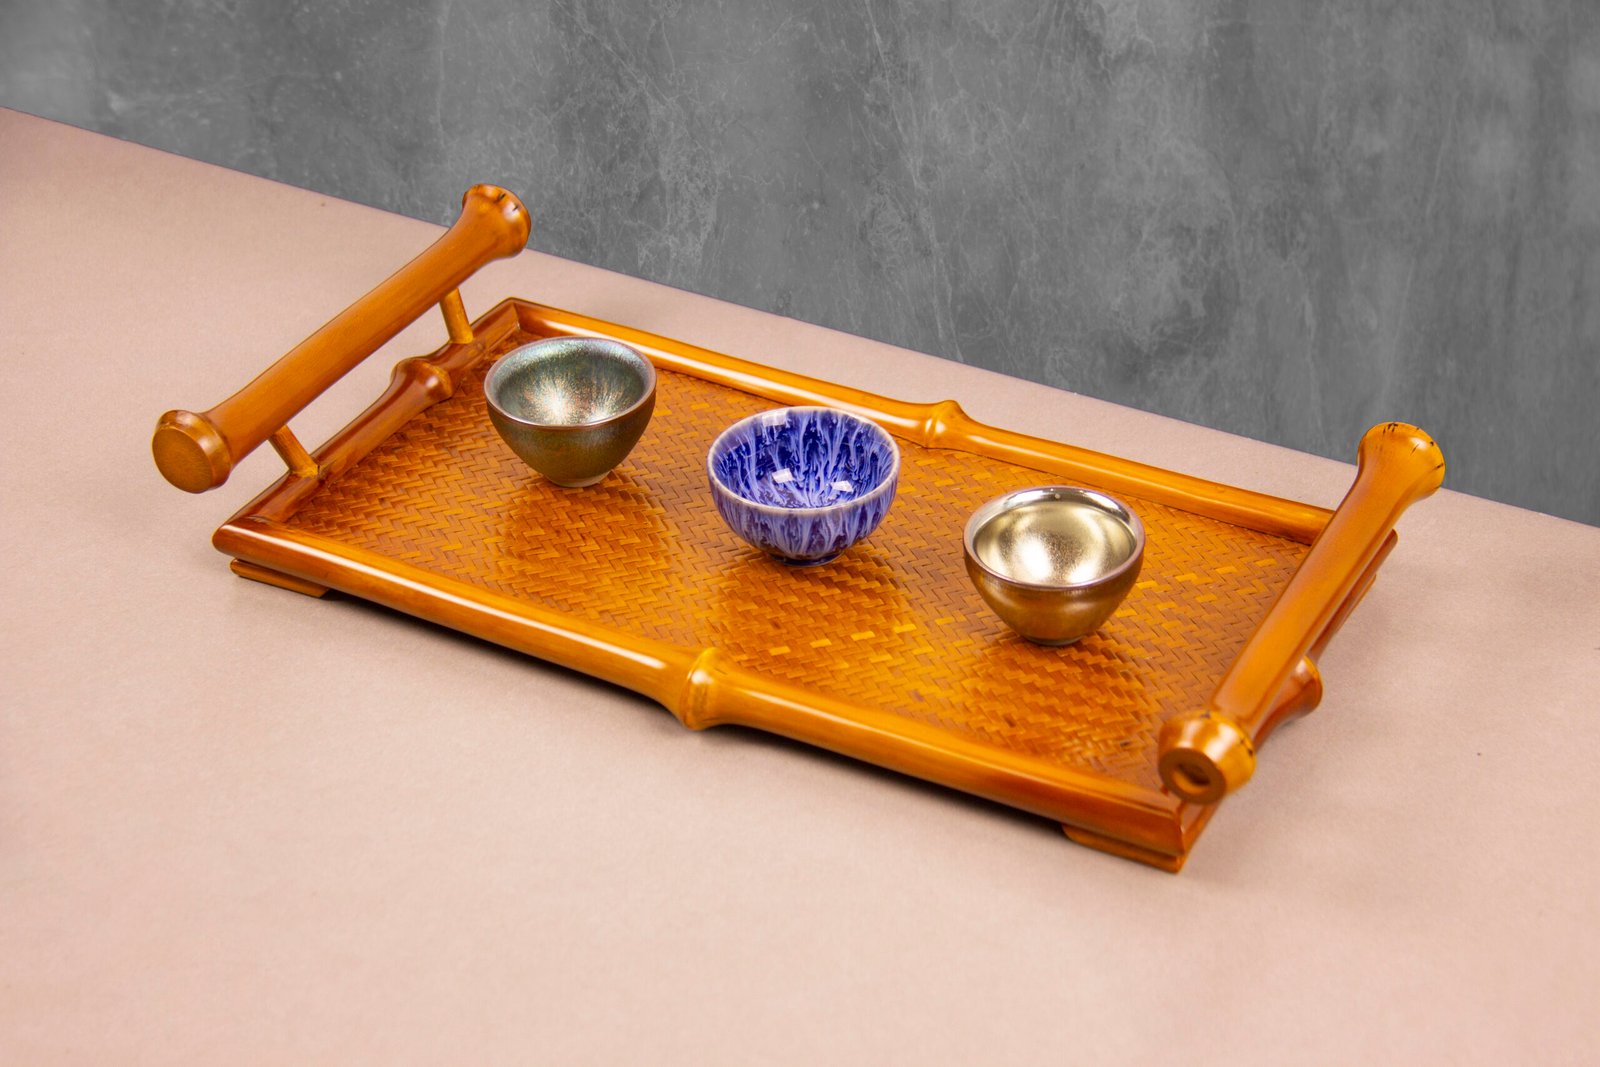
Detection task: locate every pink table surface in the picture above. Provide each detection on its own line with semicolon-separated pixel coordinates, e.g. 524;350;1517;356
3;108;1597;1064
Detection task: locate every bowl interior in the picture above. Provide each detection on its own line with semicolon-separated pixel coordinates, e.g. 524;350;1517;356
710;407;897;510
486;338;653;427
969;490;1140;587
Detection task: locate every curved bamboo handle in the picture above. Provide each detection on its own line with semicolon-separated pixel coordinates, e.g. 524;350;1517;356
153;185;530;492
1158;423;1445;803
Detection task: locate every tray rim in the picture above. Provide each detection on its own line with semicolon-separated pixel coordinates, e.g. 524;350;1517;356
213;297;1371;869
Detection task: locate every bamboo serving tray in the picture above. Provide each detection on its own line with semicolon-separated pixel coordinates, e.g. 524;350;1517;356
154;187;1444;871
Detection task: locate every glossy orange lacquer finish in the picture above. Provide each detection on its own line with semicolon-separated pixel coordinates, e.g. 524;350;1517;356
153;188;1444;871
152;185;529;493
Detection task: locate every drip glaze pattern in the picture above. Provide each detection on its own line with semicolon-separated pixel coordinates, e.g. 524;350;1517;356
708;406;900;564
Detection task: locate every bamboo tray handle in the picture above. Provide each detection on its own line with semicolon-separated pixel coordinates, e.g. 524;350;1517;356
1158;422;1445;803
153;185;530;492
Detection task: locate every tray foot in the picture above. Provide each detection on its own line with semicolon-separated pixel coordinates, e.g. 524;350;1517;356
1061;824;1186;873
230;559;329;598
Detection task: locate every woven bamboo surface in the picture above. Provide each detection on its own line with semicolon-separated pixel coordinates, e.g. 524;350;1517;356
286;332;1308;791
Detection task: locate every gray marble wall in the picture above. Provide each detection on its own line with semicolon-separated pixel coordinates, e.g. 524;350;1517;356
4;0;1597;523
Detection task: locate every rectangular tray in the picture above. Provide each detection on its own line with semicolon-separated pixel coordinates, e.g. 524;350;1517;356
155;188;1444;871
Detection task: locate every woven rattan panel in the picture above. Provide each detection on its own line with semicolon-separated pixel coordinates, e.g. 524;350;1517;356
287;344;1308;790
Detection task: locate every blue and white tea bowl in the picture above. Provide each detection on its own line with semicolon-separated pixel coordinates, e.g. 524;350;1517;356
707;406;900;565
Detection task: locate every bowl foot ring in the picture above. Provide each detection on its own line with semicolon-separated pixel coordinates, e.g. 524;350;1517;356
773;552;841;567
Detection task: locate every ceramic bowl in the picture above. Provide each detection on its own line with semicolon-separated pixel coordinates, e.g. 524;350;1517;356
963;486;1145;645
707;406;900;565
484;337;656;487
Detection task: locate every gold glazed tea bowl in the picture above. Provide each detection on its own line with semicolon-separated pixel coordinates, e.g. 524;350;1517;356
484;337;657;487
963;486;1145;646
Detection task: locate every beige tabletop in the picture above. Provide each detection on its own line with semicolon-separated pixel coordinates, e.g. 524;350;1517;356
2;108;1597;1064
